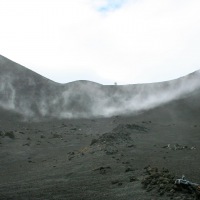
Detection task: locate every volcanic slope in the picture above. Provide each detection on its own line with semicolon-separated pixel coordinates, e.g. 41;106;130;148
0;55;200;199
0;54;200;120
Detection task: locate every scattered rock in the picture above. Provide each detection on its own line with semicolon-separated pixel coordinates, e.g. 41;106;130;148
130;176;138;182
90;138;98;145
162;144;196;151
5;131;15;139
68;151;75;161
127;144;135;148
62;123;67;127
125;167;134;173
68;156;74;161
93;166;111;175
70;128;77;131
162;144;171;149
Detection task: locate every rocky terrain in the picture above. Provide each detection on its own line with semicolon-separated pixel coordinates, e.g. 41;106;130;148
0;55;200;199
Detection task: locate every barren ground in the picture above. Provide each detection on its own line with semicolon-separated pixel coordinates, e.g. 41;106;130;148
0;108;200;200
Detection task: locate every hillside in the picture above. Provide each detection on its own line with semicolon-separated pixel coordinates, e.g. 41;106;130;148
0;55;200;121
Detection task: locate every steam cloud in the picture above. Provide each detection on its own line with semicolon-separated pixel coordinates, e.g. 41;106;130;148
0;55;200;121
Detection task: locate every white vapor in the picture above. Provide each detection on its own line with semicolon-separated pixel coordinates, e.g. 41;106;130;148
0;54;200;120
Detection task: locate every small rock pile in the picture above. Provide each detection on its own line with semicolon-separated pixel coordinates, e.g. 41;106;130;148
0;130;15;139
162;144;196;151
93;166;112;175
142;166;200;199
93;130;131;145
90;124;145;155
91;123;147;146
113;124;148;134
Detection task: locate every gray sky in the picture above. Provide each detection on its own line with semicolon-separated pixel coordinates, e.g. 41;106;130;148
1;0;200;85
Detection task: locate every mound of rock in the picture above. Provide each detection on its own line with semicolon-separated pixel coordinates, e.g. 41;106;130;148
113;124;148;134
90;130;131;146
91;123;147;146
0;130;15;139
89;123;147;155
142;166;200;199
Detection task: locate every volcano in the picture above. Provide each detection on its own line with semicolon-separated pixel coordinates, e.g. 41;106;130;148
0;55;200;200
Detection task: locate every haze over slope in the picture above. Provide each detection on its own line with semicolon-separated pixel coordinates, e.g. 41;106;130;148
0;55;200;120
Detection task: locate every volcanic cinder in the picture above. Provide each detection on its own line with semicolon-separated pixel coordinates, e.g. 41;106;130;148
0;55;200;200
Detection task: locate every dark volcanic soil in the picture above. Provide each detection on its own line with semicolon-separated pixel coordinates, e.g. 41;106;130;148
0;109;200;200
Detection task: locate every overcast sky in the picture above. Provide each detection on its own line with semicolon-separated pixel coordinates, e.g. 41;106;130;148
1;0;200;85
